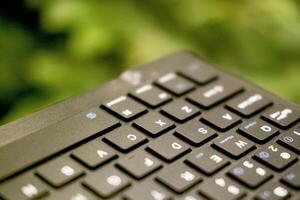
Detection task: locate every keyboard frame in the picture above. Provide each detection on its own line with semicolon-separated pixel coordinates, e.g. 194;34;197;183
0;51;299;199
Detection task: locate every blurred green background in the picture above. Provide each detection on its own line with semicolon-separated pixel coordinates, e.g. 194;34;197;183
0;0;299;125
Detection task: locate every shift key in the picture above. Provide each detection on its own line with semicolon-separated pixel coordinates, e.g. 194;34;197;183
0;108;120;181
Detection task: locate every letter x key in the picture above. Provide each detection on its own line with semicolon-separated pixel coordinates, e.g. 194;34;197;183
133;113;175;137
155;119;166;127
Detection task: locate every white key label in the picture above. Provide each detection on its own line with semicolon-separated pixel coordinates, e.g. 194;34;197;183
270;109;292;121
235;140;248;149
97;150;108;158
210;154;223;163
238;94;262;109
127;134;137;141
180;171;195;182
171;142;182;150
122;109;133;116
181;105;193;113
61;165;75;176
155;119;166;127
222;113;233;121
204;85;224;98
107;175;122;187
86;112;97;120
144;158;154;167
22;184;38;198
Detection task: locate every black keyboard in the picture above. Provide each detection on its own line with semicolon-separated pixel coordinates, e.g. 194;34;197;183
0;52;299;200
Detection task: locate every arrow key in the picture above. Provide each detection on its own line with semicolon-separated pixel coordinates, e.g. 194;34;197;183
72;140;118;169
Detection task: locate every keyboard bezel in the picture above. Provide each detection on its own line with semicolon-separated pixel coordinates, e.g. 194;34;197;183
0;51;299;199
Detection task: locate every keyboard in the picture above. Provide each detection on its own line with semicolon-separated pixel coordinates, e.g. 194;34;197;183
0;52;299;200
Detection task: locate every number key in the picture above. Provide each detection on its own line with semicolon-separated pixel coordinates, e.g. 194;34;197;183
254;144;297;171
255;182;291;200
228;159;272;188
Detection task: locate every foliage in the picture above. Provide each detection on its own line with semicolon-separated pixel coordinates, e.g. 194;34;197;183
0;0;299;124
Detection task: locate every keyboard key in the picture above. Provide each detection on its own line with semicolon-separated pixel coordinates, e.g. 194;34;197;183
213;132;255;159
124;181;172;200
255;182;291;200
161;100;200;123
71;140;117;169
83;167;131;198
178;192;207;200
278;126;300;154
147;134;190;162
178;63;217;85
156;73;195;96
198;176;245;200
130;84;172;108
133;112;175;137
0;173;49;200
228;159;273;188
238;119;279;143
262;105;299;129
185;147;230;175
187;79;243;109
103;126;148;153
226;92;272;117
46;184;98;200
117;151;162;179
201;108;241;132
36;157;84;188
281;162;300;189
254;144;297;171
156;163;202;193
102;96;147;121
174;120;217;146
